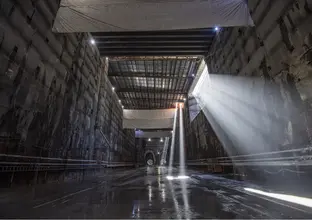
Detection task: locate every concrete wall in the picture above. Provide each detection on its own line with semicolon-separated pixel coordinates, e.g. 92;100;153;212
0;0;135;164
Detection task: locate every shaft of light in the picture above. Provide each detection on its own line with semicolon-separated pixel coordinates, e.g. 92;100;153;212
168;181;182;220
179;105;186;176
181;179;191;220
161;137;169;165
166;175;189;180
192;64;296;157
168;107;178;175
244;188;312;208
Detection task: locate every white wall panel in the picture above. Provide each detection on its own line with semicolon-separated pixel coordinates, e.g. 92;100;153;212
53;0;254;32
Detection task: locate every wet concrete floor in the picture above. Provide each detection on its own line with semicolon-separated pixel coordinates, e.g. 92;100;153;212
0;167;312;219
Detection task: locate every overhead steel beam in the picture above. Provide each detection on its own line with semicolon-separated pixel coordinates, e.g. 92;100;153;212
123;105;178;110
98;45;209;49
139;128;173;132
93;34;215;39
102;52;206;56
108;72;193;78
96;40;211;44
94;36;211;41
116;87;187;94
100;48;206;52
108;56;202;61
121;97;184;102
92;29;215;37
92;28;214;58
97;42;211;47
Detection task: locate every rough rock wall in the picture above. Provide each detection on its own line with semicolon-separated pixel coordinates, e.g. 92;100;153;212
135;138;146;165
0;0;135;162
198;0;312;156
188;111;226;160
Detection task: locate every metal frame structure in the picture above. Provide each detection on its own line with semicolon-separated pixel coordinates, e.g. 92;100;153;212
92;28;216;109
107;56;203;109
92;29;215;57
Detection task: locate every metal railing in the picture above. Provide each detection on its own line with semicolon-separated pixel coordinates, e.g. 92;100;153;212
186;147;312;167
0;154;134;172
101;161;134;168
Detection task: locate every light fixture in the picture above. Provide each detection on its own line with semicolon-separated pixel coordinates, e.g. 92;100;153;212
214;26;219;31
112;87;115;91
171;130;173;133
192;74;195;77
148;138;151;142
160;138;163;142
90;39;95;45
157;151;160;155
183;98;186;101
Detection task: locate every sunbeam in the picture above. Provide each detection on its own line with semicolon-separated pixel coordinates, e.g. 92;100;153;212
192;65;308;158
179;104;186;176
169;105;178;175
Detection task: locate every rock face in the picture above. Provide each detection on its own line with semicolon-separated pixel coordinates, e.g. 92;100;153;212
187;1;312;182
191;0;312;156
0;0;135;162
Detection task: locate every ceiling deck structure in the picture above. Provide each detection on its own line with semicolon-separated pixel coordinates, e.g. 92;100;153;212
108;56;203;109
92;28;216;109
92;28;215;57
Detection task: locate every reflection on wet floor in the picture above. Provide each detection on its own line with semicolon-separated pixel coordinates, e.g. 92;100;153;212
0;166;312;219
95;166;311;219
107;166;191;219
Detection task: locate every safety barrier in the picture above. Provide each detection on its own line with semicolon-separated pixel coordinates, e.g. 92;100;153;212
0;154;134;172
186;147;312;167
101;161;135;168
